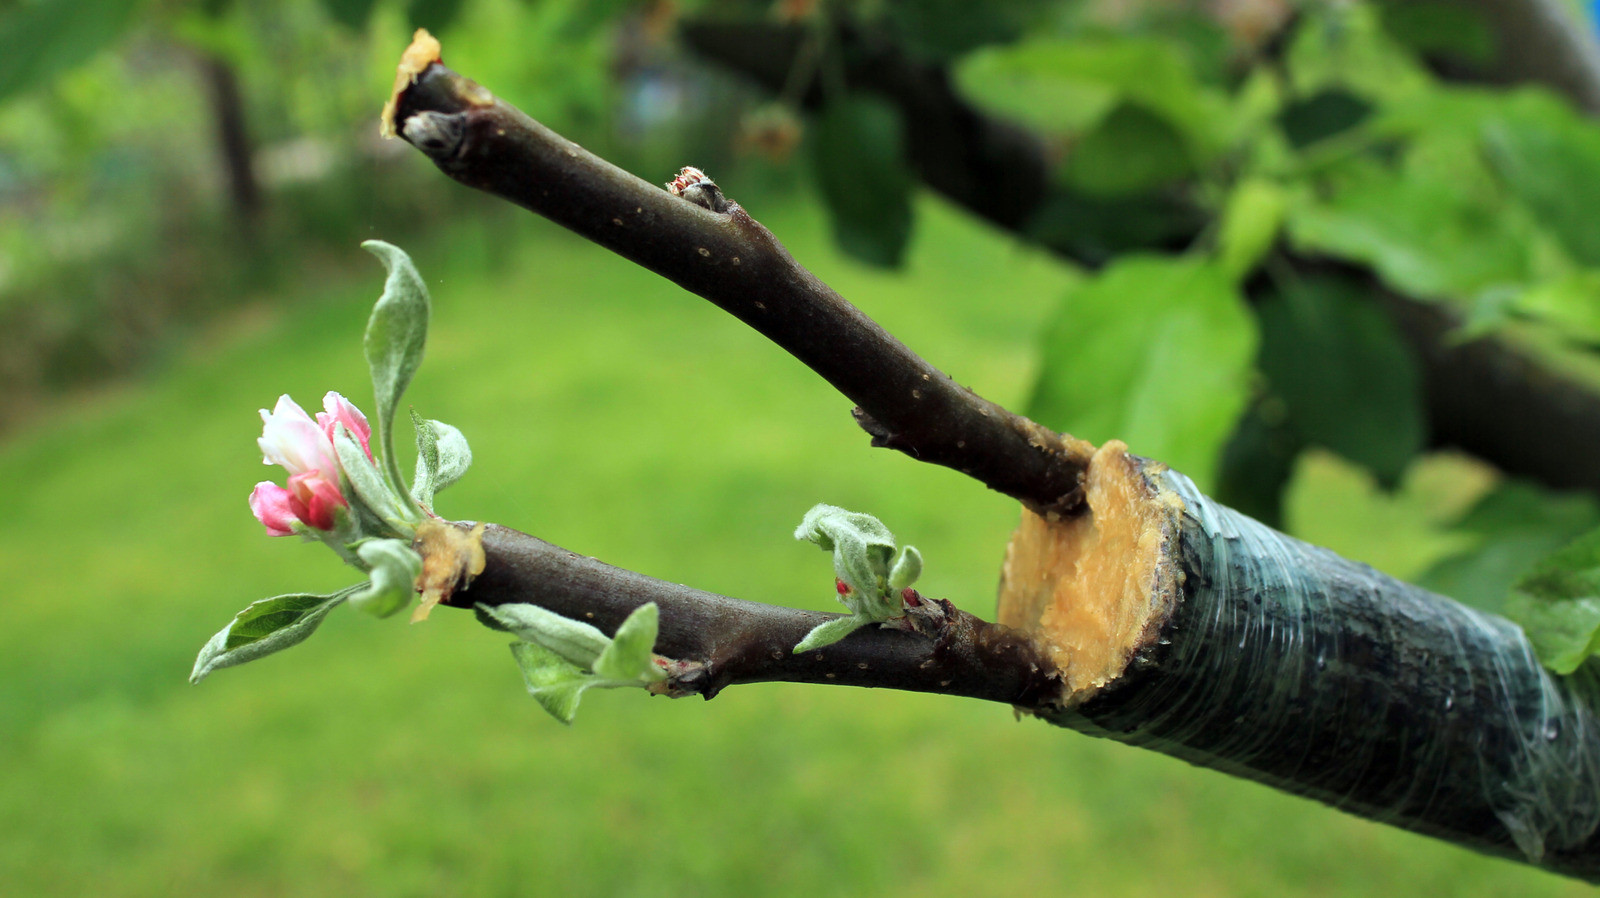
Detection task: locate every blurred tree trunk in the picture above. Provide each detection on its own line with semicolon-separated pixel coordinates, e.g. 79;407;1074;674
198;53;261;227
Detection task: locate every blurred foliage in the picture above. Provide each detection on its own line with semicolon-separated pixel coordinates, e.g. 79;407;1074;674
6;1;1600;886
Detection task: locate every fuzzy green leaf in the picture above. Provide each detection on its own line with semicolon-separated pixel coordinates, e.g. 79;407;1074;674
334;427;417;532
592;603;665;683
795;504;899;617
348;539;422;618
361;240;431;500
793;615;871;655
888;545;922;591
509;641;594;724
411;411;472;510
481;603;610;669
190;587;357;684
1507;528;1600;674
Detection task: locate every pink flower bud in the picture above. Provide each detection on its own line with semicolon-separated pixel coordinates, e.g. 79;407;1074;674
251;392;372;535
249;482;299;536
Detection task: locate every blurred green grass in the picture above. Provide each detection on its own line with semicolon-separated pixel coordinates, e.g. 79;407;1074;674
0;193;1585;897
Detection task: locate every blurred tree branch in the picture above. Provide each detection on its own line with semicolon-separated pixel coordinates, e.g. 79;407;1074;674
681;15;1600;501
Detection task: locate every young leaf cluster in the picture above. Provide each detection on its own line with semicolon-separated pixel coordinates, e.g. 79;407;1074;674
792;504;922;653
481;603;668;724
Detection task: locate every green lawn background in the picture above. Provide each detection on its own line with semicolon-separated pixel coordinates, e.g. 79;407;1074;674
0;192;1583;897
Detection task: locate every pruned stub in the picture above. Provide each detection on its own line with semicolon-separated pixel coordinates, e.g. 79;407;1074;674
998;441;1184;707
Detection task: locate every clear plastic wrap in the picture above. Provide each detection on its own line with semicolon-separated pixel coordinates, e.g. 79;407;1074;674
1047;468;1600;877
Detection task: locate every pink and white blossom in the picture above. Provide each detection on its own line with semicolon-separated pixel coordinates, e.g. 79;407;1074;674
250;392;374;536
316;392;372;458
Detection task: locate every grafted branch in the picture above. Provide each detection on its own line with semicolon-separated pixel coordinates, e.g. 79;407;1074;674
386;40;1600;883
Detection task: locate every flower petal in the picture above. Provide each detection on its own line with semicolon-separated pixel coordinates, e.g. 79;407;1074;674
249;481;299;536
317;391;373;460
288;470;347;531
259;394;337;477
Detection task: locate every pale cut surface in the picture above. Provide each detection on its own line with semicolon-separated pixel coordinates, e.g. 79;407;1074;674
998;441;1182;704
380;29;444;138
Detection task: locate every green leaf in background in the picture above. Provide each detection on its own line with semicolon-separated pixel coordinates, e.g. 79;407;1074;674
880;0;1047;60
509;641;592;724
1256;274;1423;485
1213;399;1305;530
1029;255;1257;490
1375;0;1493;66
1024;190;1208;266
411;411;473;510
361;241;432;499
190;587;357;684
0;0;142;104
1285;1;1430;102
319;0;378;31
953;37;1224;156
591;603;665;683
1278;90;1373;149
1286;138;1540;300
348;539;423;618
1216;178;1287;282
1482;91;1600;268
1506;528;1600;674
1510;272;1600;345
1059;103;1194;197
810;96;914;268
408;0;465;33
1421;483;1600;615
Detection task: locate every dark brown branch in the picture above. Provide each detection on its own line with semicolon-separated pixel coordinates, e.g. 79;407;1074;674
453;524;1062;706
391;61;1091;516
